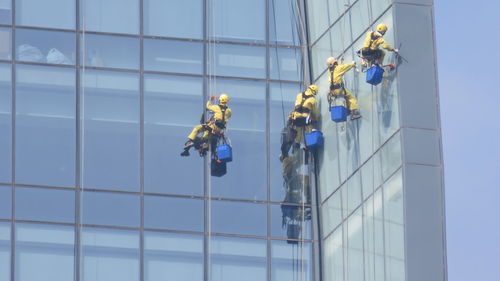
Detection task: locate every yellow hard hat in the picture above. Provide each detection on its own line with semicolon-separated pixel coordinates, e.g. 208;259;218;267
308;84;318;95
326;57;337;67
376;23;388;33
219;93;229;104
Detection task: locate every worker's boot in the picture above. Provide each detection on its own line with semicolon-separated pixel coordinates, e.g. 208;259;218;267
350;109;361;120
387;64;396;71
180;140;195;156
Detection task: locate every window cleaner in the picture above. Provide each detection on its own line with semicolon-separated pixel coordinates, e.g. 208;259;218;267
326;57;361;120
357;23;399;69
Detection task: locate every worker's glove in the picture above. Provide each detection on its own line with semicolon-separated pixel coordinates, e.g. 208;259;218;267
393;49;399;53
210;95;216;101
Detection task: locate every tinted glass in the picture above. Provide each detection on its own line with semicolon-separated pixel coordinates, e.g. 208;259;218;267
0;0;11;24
271;240;312;281
144;232;203;281
83;228;139;281
0;63;11;183
144;39;203;74
81;70;140;191
211;44;266;79
0;185;11;219
144;196;203;232
0;223;9;281
16;187;75;223
15;223;74;281
144;0;203;39
16;65;75;187
271;204;312;240
83;191;140;227
213;0;265;43
81;0;139;34
144;74;203;196
269;0;300;45
323;226;343;281
81;34;139;69
211;200;266;236
15;0;75;29
16;29;75;65
0;28;11;60
270;47;302;81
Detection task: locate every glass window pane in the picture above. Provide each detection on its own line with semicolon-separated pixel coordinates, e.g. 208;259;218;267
211;200;266;236
210;79;266;200
0;185;11;219
271;204;311;240
0;0;11;24
0;28;11;60
212;44;266;79
347;209;364;281
270;47;302;81
381;133;402;182
371;0;391;20
16;65;76;187
82;34;139;69
144;74;203;196
321;191;342;238
350;0;371;40
0;222;9;281
16;223;74;281
144;39;203;74
144;0;202;39
83;191;140;227
83;228;139;281
15;0;75;29
211;236;266;281
213;0;265;42
0;63;11;183
144;232;203;281
269;0;300;46
306;0;329;42
16;187;74;223
271;240;312;281
323;226;343;281
81;0;139;34
144;196;203;232
16;29;75;65
82;70;140;191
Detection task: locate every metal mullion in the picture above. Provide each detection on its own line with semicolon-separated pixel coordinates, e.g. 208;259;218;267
14;60;77;69
264;0;272;279
10;0;16;278
139;0;145;280
75;0;82;280
203;0;209;280
14;25;76;33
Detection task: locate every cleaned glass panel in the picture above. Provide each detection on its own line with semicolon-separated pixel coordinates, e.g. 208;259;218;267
144;196;203;232
371;0;391;20
83;191;140;227
211;200;266;236
0;28;11;60
270;47;302;81
0;185;10;219
0;222;9;281
81;0;139;34
210;79;266;200
81;70;139;191
144;0;203;39
381;132;402;181
271;240;312;281
271;204;311;240
346;208;364;281
346;172;362;213
321;191;342;238
213;0;265;42
83;228;139;281
16;223;74;281
211;236;266;281
144;39;203;74
0;63;11;183
16;65;75;187
16;187;74;223
81;34;139;69
15;0;75;29
211;44;266;79
363;195;375;281
0;0;11;24
373;188;385;281
144;74;203;196
269;0;300;45
144;232;203;281
323;226;343;281
16;29;75;65
350;0;371;40
306;0;329;43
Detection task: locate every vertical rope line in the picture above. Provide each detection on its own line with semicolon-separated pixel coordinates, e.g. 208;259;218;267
79;1;86;280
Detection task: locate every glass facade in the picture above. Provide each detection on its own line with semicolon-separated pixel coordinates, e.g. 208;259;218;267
0;0;445;281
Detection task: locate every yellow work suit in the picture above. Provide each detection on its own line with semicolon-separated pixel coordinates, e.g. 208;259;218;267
361;31;395;65
328;62;358;111
188;101;232;141
291;89;318;144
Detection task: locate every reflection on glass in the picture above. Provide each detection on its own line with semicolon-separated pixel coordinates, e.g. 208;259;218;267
306;0;329;43
270;47;302;81
323;226;343;281
144;196;203;232
16;0;75;29
16;65;75;187
15;223;74;281
371;0;392;21
144;232;203;281
271;204;311;240
81;34;139;69
144;0;202;39
212;44;266;79
211;200;266;236
271;240;312;281
321;191;341;238
381;133;402;181
83;191;140;227
347;209;364;281
0;28;11;60
16;187;74;223
0;63;11;183
213;0;265;42
16;29;75;65
144;74;203;195
83;228;139;281
144;39;203;74
82;70;140;191
269;0;300;45
0;222;9;281
211;236;266;281
0;0;11;24
81;0;139;34
0;186;10;219
350;0;371;39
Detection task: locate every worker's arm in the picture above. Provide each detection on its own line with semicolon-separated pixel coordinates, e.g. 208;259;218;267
336;62;356;76
225;108;232;120
206;100;218;112
362;32;372;49
311;99;319;121
380;38;395;51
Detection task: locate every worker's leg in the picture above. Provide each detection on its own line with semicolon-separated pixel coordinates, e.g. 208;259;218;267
182;124;204;156
344;89;359;111
294;126;304;144
377;50;386;65
188;125;203;140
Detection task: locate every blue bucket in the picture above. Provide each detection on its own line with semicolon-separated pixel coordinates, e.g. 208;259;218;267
305;130;324;149
366;65;384;85
216;144;232;163
331;105;348;122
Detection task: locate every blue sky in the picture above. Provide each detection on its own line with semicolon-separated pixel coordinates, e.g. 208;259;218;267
434;1;500;280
